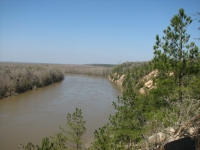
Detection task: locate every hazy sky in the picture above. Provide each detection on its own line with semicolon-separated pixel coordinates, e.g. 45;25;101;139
0;0;199;64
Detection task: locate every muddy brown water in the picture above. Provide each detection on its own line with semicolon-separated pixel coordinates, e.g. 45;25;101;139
0;74;122;150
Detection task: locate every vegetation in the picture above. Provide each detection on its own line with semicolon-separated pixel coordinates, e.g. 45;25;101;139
152;8;199;129
19;108;86;150
0;63;112;99
153;8;199;99
110;61;153;87
90;8;200;149
85;64;116;67
192;11;200;40
63;65;112;76
0;63;64;99
19;8;200;150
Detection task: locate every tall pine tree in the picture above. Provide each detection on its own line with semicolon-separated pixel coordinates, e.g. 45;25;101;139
153;8;199;103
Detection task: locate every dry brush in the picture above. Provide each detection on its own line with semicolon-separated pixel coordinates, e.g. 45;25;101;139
0;63;64;99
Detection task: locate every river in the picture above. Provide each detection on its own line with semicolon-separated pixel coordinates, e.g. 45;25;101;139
0;74;122;149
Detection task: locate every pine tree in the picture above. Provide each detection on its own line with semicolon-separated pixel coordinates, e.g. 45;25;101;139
152;8;200;132
21;108;86;150
153;8;199;103
65;107;86;150
192;11;200;40
90;124;112;150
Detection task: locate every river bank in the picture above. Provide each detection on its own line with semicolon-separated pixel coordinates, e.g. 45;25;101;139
61;64;113;76
0;63;115;99
0;62;64;99
0;74;122;150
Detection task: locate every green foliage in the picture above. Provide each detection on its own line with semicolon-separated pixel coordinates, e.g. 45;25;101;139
38;138;54;150
149;9;200;134
192;11;200;40
85;64;116;67
18;8;200;150
90;8;200;149
65;107;86;150
90;124;113;150
190;73;200;99
153;8;199;102
19;138;54;150
51;132;67;150
111;61;153;88
109;87;142;144
90;83;170;149
20;108;86;150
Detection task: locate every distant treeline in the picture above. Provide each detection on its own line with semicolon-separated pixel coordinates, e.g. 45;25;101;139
63;65;112;76
0;63;64;99
84;64;117;67
0;63;114;98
